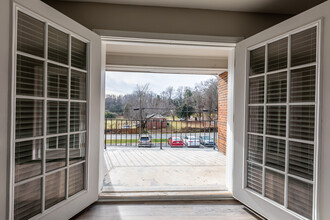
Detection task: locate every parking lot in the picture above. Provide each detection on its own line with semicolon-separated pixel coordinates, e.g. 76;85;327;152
102;146;227;192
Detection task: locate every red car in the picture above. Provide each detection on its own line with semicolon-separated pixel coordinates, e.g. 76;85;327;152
168;136;184;147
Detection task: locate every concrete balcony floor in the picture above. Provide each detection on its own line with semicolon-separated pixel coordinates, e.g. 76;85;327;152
102;146;227;193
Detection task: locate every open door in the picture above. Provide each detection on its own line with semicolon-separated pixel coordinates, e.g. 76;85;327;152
10;0;102;219
231;2;329;220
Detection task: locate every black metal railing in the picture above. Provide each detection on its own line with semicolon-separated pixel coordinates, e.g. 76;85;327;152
104;118;218;149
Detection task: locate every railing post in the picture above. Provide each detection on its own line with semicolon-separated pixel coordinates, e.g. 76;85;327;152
136;120;138;147
115;119;117;146
126;119;128;147
213;121;218;150
104;118;107;149
110;119;112;146
214;120;217;150
165;119;167;146
120;120;122;146
160;120;163;150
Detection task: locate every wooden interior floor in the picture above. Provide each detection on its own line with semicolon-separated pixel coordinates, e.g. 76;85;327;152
71;200;264;220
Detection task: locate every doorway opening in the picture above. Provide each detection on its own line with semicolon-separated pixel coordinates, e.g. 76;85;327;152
99;35;235;199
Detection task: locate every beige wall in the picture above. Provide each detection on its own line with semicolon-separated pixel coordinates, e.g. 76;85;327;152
0;0;11;219
42;0;291;38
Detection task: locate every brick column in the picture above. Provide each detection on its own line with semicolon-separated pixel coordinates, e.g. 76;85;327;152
218;72;228;154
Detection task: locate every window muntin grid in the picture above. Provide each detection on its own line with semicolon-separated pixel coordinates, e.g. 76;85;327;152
13;9;89;220
245;24;318;220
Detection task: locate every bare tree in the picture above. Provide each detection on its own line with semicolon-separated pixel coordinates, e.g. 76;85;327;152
203;77;218;120
135;83;150;120
193;85;204;120
105;77;219;121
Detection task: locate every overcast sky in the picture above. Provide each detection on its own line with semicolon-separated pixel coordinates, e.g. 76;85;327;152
106;71;216;96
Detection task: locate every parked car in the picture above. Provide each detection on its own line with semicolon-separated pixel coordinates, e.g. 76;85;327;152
199;135;216;147
121;125;131;129
168;136;184;147
138;135;152;147
183;136;200;147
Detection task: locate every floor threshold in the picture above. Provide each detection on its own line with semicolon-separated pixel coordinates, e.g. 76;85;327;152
99;190;233;202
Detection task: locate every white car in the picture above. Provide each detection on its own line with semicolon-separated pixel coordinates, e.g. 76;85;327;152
183;136;200;147
138;135;152;147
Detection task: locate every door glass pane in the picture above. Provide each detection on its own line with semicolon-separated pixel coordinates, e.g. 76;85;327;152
247;134;263;164
290;66;316;103
71;70;86;100
17;11;44;57
288;177;313;219
47;64;68;99
16;55;44;97
291;27;316;67
266;106;286;137
16;99;43;139
248;106;264;134
289;141;314;180
265;137;285;171
47;101;68;135
265;169;285;205
267;72;287;103
70;102;86;132
289;105;315;141
249;46;265;76
245;24;318;220
45;170;66;209
69;163;85;197
15;139;43;183
246;162;263;194
46;136;67;172
249;76;264;104
71;37;87;70
267;38;288;72
70;133;86;164
48;26;69;64
14;178;42;220
14;10;91;220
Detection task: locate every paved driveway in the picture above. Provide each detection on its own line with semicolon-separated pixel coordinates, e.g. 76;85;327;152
103;147;227;192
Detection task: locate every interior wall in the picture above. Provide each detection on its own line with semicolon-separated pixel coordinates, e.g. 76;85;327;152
0;1;11;219
42;0;291;39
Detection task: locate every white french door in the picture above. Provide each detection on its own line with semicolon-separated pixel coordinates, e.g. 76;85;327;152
10;0;102;219
232;4;324;220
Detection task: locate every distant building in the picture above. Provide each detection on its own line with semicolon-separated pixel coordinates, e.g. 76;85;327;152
146;114;167;129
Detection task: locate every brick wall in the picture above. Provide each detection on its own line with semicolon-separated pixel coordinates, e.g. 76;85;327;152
218;72;228;154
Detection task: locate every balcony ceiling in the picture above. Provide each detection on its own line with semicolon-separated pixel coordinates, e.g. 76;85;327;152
57;0;326;14
106;43;230;59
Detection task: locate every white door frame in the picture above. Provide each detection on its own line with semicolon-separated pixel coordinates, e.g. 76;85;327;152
99;32;238;194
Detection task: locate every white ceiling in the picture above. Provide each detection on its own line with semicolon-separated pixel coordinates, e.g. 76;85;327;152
58;0;326;14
